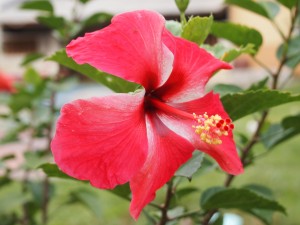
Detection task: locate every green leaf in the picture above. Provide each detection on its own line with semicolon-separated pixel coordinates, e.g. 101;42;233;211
175;151;203;180
70;189;102;219
108;183;131;201
261;114;300;149
276;0;298;9
221;90;300;121
248;77;269;91
182;15;213;45
48;50;139;93
39;163;77;180
37;15;66;32
82;12;113;28
24;67;42;86
200;187;286;213
166;20;182;36
21;0;53;13
277;35;300;68
211;22;263;52
203;43;256;62
21;53;44;66
213;84;243;97
225;0;280;19
0;124;27;144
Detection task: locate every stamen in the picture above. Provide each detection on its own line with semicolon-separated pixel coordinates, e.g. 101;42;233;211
192;112;234;145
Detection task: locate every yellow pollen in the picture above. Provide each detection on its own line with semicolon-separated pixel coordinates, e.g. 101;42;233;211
192;112;234;145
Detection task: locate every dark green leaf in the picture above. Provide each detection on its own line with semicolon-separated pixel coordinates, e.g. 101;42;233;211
211;22;263;51
213;84;243;97
200;187;286;213
248;77;269;91
277;35;300;68
246;209;273;225
82;12;113;28
182;15;213;45
70;189;102;219
166;20;182;36
175;151;203;180
21;0;53;13
39;163;77;180
0;176;11;187
276;0;298;9
37;15;66;32
21;53;44;66
221;90;300;121
107;183;131;201
211;213;224;225
243;184;274;199
48;50;139;93
226;0;280;19
261;114;300;149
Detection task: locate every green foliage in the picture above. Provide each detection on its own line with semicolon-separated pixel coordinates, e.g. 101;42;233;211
82;12;113;28
21;53;44;66
200;187;286;213
48;50;139;93
262;114;300;149
39;163;76;180
277;35;300;68
213;84;243;97
221;90;300;121
165;21;182;36
226;0;280;19
181;16;213;45
211;22;263;52
68;189;102;219
276;0;299;8
37;15;66;35
175;151;203;180
21;0;53;13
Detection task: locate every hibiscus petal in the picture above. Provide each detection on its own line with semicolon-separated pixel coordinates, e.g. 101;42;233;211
157;92;243;175
129;113;194;219
51;91;148;189
66;10;174;91
154;30;232;103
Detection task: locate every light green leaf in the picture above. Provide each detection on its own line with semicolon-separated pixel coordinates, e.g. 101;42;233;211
200;187;286;213
21;0;53;13
175;151;203;180
182;15;213;45
248;77;269;91
221;90;300;121
213;84;243;97
277;35;300;68
166;20;182;36
24;67;42;86
203;43;256;62
211;22;263;52
48;50;139;93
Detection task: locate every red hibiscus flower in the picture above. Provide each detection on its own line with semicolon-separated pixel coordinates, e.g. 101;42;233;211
0;71;16;93
51;10;243;219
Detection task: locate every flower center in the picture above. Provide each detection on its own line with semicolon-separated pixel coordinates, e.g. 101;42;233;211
192;112;234;145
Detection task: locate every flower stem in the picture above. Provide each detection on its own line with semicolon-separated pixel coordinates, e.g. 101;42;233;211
157;180;174;225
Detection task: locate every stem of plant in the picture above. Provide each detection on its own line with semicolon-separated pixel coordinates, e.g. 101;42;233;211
158;180;174;225
201;4;299;224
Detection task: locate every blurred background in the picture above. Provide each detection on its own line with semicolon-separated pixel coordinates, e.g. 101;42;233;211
0;1;299;225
